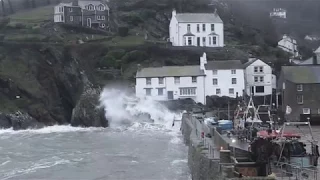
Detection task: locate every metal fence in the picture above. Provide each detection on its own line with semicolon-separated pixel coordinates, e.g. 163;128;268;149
275;162;318;180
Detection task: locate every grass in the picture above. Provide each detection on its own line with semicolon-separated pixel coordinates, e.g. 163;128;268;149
103;35;146;47
8;5;54;24
4;34;47;41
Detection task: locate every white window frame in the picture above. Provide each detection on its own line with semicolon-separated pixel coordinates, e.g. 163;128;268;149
297;84;303;91
212;70;217;75
303;108;310;114
97;4;105;11
180;88;196;96
202;37;206;46
158;77;164;84
202;24;206;32
213;78;218;85
232;78;237;84
254;76;258;82
229;88;234;94
70;16;73;21
211;24;215;31
216;88;221;94
192;76;197;83
146;78;151;85
101;16;105;20
69;7;73;12
297;95;303;104
231;69;236;74
212;36;216;45
145;88;151;96
101;23;105;28
87;4;94;11
259;76;264;82
158;88;164;96
174;77;180;84
187;37;192;45
259;66;263;72
197;24;200;32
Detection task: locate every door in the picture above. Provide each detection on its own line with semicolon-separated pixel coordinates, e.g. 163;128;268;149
87;18;91;27
197;37;200;46
167;91;174;100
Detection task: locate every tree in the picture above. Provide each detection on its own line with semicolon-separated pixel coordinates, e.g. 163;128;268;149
118;26;129;37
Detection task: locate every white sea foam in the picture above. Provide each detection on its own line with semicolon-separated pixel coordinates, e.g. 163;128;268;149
0;125;104;135
99;87;182;131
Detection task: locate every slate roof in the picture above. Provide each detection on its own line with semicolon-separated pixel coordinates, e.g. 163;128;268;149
136;65;205;78
282;66;320;83
205;60;243;70
176;13;223;23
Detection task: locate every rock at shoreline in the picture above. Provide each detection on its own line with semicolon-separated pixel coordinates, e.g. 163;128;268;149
71;76;108;127
0;111;44;130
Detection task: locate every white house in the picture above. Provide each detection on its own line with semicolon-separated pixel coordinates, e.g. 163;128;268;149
278;34;299;57
54;3;73;23
135;64;207;104
243;58;276;96
169;9;224;47
202;55;245;98
270;8;287;19
135;53;245;104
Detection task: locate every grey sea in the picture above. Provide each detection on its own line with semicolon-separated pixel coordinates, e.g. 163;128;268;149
0;123;190;180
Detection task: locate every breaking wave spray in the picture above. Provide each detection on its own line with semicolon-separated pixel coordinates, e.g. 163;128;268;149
99;87;181;130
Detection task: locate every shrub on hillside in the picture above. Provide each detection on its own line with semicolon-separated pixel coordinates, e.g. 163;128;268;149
118;26;129;37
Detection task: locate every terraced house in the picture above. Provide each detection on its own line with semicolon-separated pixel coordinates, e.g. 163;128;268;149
277;64;320;124
54;0;110;30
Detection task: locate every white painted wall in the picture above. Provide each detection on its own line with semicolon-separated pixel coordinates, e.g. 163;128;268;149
169;10;224;47
245;59;275;96
135;76;206;104
54;6;64;23
278;35;299;57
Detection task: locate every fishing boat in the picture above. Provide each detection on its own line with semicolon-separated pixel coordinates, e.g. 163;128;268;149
250;122;319;168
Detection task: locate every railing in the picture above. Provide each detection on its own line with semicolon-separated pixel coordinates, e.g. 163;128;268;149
275;162;318;180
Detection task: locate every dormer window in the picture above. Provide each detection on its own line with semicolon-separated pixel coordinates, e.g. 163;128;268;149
97;4;105;11
86;4;94;11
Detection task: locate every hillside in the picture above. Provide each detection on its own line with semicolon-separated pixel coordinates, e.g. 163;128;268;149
0;0;319;129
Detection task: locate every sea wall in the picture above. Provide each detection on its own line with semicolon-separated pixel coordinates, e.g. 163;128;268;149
181;113;276;180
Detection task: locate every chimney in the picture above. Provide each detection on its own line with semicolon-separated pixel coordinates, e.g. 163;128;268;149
312;54;317;65
214;8;218;16
72;0;78;6
200;52;207;70
137;64;142;71
172;9;176;17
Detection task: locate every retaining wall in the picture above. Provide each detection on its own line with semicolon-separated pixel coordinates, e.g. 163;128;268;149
181;113;276;180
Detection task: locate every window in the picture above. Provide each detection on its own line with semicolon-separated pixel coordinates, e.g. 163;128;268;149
297;84;303;91
202;24;206;32
232;78;237;84
101;16;105;20
101;23;105;28
187;24;191;32
211;24;215;31
69;8;73;12
212;36;216;44
303;108;310;114
212;70;217;75
180;88;196;96
229;88;234;94
174;77;180;84
255;86;264;93
254;66;263;73
216;88;221;94
297;95;303;104
202;37;206;46
146;88;151;96
254;76;258;82
146;78;151;85
187;37;192;45
231;69;236;74
192;76;197;83
213;78;218;85
97;15;101;20
97;4;105;11
58;6;63;12
259;66;263;72
87;4;94;10
70;16;73;21
197;24;200;32
158;88;164;96
209;37;211;45
158;77;164;84
259;76;264;82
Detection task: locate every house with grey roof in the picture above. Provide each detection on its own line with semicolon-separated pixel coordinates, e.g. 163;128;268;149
277;34;299;58
135;52;245;104
277;65;320;123
169;9;224;47
243;58;276;96
54;0;110;30
291;46;320;65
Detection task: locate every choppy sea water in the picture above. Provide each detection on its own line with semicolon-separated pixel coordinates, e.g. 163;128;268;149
0;124;190;180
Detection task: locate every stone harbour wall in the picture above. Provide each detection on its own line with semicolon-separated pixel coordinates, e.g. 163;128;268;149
181;113;276;180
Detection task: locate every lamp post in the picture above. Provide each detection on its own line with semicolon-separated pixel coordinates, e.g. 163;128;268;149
307;117;310;123
231;139;236;158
